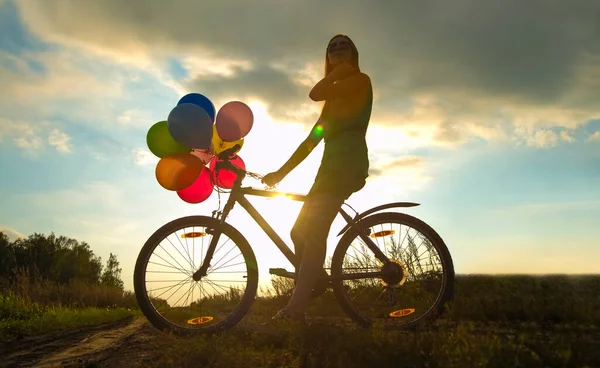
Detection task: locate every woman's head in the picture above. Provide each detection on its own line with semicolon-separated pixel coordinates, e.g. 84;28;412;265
325;34;359;76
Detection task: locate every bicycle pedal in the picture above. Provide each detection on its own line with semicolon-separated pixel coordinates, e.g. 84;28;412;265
269;268;296;278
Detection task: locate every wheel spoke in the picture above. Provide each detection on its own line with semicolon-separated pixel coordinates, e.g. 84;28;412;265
153;276;191;300
149;256;190;275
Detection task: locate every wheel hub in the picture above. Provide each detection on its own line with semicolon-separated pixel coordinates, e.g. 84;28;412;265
380;260;407;287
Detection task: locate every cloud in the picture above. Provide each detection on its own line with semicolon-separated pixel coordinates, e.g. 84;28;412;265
48;128;72;153
588;131;600;141
526;129;559;148
0;49;124;111
132;148;159;166
184;63;318;123
0;226;26;241
13;135;44;153
179;55;253;79
0;46;177;139
367;154;433;195
0;118;75;155
560;130;576;143
12;0;600;148
117;109;155;129
513;128;579;148
369;155;425;178
0;118;48;156
0;118;37;139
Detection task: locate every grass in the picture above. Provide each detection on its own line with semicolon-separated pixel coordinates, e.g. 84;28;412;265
0;272;139;341
1;274;599;366
0;291;135;340
140;274;600;368
147;319;597;368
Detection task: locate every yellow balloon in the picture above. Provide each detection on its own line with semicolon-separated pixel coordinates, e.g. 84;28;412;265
211;125;243;155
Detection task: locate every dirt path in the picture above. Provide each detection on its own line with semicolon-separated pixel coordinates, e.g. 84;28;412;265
1;316;154;368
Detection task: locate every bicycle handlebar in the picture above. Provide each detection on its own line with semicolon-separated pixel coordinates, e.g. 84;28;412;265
216;144;242;161
214;144;269;186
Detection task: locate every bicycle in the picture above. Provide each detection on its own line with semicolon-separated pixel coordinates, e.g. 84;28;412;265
134;145;455;335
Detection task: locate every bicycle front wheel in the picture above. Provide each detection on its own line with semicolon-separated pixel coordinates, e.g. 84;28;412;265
134;216;258;335
331;212;454;330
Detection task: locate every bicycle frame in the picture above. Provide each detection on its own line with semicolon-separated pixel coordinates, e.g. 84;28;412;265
192;163;391;282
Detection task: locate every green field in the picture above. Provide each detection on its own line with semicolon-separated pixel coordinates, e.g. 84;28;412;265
2;274;599;367
139;274;600;368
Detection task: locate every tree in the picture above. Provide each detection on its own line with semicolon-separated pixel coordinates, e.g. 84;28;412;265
100;253;124;290
0;232;16;279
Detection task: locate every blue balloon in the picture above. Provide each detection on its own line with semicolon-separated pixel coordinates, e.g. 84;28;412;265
167;103;213;149
178;93;216;122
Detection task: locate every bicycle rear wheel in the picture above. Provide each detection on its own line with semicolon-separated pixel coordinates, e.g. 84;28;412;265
331;212;454;329
134;216;258;335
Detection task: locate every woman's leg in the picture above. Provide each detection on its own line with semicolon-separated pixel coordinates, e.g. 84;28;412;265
283;192;344;316
290;200;313;277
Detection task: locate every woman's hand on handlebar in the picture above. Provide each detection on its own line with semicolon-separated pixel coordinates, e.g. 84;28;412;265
261;170;285;187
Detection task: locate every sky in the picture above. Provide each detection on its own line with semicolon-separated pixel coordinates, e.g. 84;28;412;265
0;0;599;292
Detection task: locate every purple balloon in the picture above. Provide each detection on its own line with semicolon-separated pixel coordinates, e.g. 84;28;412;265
215;101;254;142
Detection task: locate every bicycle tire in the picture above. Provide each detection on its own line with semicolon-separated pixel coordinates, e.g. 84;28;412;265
331;212;455;329
134;215;258;335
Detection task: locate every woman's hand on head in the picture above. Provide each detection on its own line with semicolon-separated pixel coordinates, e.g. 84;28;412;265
328;62;357;81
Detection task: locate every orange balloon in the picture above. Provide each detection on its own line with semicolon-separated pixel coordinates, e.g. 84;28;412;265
155;152;204;191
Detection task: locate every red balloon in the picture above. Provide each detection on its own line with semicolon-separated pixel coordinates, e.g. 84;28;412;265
177;167;214;203
209;155;246;189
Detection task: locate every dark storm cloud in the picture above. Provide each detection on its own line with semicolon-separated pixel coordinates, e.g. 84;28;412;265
183;64;311;122
18;0;600;143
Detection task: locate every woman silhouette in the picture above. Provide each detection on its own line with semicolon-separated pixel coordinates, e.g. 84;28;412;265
262;34;373;321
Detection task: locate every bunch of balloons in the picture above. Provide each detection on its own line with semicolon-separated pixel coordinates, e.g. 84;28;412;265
146;93;254;204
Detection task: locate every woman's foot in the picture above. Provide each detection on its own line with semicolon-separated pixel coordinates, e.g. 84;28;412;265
294;278;331;298
260;309;307;327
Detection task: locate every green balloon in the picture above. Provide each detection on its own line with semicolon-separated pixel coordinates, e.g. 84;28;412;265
147;121;191;158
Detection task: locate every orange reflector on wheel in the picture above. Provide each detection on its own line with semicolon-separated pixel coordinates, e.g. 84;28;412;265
389;308;415;318
187;316;214;325
182;232;206;238
371;230;395;238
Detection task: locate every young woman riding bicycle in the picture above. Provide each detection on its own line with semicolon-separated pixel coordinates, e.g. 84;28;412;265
261;34;373;321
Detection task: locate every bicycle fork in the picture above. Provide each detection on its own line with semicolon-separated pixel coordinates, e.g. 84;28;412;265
191;221;223;282
192;179;240;282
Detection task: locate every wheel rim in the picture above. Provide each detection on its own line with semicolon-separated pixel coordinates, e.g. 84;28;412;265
140;223;251;331
337;217;447;328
